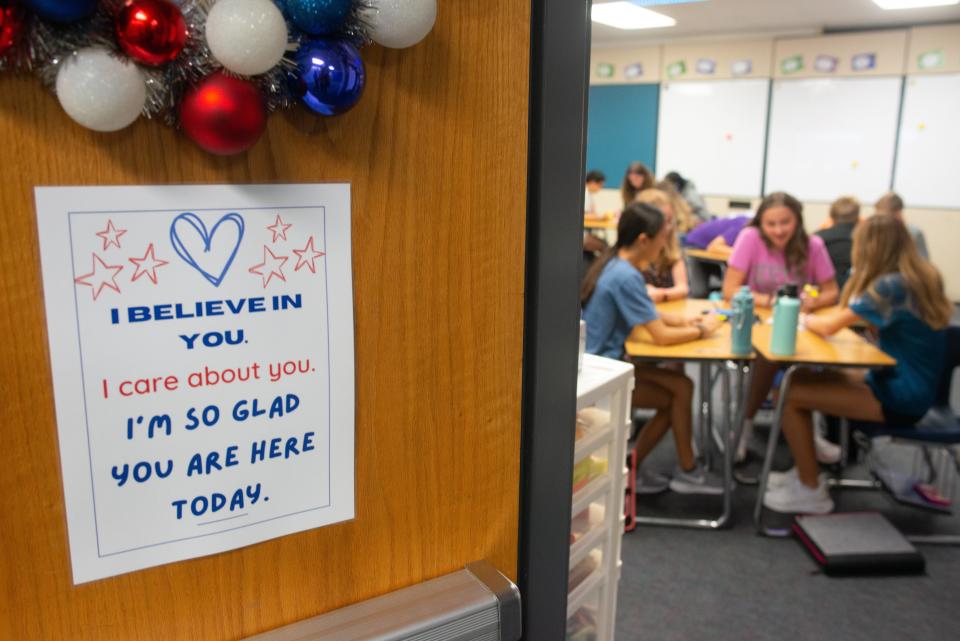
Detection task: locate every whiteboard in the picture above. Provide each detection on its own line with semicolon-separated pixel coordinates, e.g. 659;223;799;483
894;73;960;209
765;77;902;203
656;79;769;198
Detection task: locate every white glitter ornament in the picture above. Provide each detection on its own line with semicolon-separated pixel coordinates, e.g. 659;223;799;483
206;0;288;76
367;0;436;49
55;47;146;132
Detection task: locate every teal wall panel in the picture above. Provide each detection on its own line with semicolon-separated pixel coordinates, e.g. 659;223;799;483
585;84;660;193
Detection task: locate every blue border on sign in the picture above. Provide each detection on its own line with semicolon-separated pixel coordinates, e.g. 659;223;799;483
67;205;334;558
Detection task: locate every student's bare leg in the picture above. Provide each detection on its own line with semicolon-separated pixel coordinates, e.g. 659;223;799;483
746;353;778;419
782;369;884;487
633;366;695;469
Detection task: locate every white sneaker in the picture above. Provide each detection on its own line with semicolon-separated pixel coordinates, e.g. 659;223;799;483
767;467;827;490
763;475;834;514
636;466;670;495
669;463;726;496
735;419;755;463
814;432;842;464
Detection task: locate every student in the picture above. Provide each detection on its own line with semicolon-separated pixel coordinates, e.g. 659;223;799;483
584;169;605;217
723;192;838;310
620;161;653;208
664;171;710;224
763;214;952;513
683;214;750;258
875;192;929;259
581;202;725;494
654;179;698;233
723;192;840;462
582;170;607;267
815;196;860;290
635;189;689;302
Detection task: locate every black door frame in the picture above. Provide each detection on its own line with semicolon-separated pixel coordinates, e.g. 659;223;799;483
518;1;592;639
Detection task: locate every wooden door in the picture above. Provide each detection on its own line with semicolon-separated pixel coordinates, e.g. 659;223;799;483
0;3;529;639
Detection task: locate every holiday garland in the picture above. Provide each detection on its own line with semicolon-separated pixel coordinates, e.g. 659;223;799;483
0;0;436;154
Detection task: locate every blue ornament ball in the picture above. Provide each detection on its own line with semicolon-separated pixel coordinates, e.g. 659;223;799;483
294;39;365;116
23;0;97;23
284;0;351;36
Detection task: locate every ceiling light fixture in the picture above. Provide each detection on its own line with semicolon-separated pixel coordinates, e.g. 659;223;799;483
591;2;677;30
631;0;708;5
872;0;959;10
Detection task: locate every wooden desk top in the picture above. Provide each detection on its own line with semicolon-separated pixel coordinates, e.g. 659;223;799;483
685;248;729;264
584;216;617;230
624;299;753;362
753;304;869;328
752;323;895;368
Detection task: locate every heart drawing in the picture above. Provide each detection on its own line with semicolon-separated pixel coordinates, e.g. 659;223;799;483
169;212;245;287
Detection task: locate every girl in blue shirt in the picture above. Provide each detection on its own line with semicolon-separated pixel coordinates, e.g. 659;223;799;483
764;214;953;514
582;203;724;495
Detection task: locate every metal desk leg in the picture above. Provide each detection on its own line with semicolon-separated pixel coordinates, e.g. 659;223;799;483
839;416;850;470
634;359;748;531
718;362;734;527
699;362;712;469
753;364;799;536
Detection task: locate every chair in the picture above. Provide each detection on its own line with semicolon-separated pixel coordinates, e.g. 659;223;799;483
851;325;960;543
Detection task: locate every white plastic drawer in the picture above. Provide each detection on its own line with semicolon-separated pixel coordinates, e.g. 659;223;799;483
570;498;607;548
572;443;610;494
568;545;604;594
565;583;600;641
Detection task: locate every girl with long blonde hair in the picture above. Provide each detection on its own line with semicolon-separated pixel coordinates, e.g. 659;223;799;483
635;189;689;302
762;214;953;514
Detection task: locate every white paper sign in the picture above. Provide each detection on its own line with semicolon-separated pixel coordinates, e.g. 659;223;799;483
35;184;355;584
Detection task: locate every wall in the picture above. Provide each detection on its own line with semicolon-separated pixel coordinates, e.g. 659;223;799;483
772;30;907;78
661;39;773;80
587;25;960;301
905;24;960;74
590;46;661;84
586;84;659;182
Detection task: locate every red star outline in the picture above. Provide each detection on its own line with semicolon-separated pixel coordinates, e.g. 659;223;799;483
292;236;326;273
129;243;169;285
248;245;289;288
266;215;293;243
75;253;124;300
95;219;127;250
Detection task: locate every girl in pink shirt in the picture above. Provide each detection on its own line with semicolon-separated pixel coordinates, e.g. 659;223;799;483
722;192;841;462
723;192;838;309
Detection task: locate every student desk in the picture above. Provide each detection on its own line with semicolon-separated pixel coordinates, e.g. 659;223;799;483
584;217;617;230
624;299;754;529
750;323;895;535
684;248;729;264
584;216;617;243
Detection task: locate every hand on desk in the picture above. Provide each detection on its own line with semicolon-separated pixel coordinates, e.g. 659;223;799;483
695;313;724;337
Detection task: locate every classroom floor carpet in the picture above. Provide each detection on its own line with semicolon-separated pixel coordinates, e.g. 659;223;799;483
614;369;960;641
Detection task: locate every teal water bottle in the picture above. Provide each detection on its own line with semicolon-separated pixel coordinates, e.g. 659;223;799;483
771;284;801;356
731;286;754;356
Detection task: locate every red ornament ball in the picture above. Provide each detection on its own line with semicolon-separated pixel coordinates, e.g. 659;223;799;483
115;0;187;66
180;73;267;155
0;1;27;57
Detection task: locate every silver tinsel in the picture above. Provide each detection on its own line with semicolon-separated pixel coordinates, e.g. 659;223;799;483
2;0;375;125
342;0;376;49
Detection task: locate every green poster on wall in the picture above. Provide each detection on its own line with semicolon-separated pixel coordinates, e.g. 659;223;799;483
596;62;614;79
918;50;944;70
781;55;803;74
